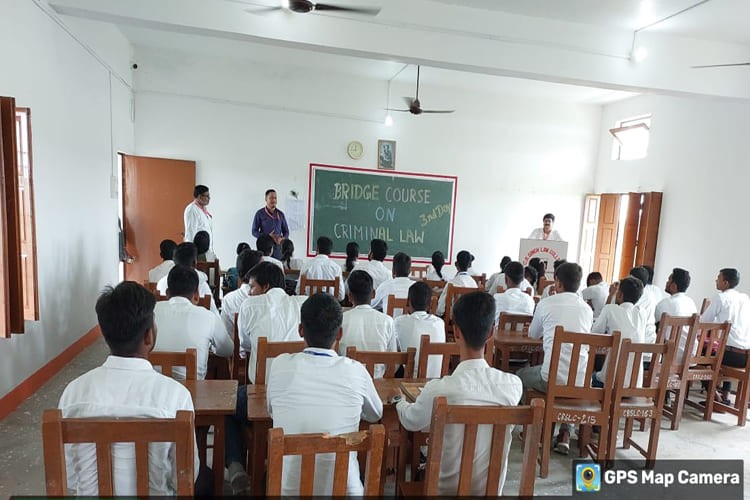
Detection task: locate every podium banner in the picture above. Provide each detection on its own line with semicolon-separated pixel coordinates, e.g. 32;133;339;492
519;239;568;280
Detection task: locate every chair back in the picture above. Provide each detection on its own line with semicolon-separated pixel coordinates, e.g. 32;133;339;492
196;259;221;305
686;321;731;372
148;348;198;380
423;279;444;291
444;285;478;326
422;397;544;497
231;313;247;385
143;281;157;294
299;275;340;298
417;335;493;378
410;265;428;279
346;346;416;379
255;337;306;385
496;313;533;336
471;273;487;290
652;313;699;382
42;409;195;496
266;425;386;496
537;277;554;296
386;295;408;317
613;340;675;404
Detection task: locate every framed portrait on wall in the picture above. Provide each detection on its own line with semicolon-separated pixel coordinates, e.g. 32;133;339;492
377;139;396;170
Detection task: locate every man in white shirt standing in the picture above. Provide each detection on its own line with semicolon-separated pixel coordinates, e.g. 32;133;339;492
340;270;396;378
394;281;446;378
267;292;383;496
581;272;609;320
156;242;219;317
372;251;415;313
493;261;535;323
220;249;263;336
436;250;478;316
528;213;563;241
517;262;593;455
147;239;176;283
701;268;750;405
389;291;523;496
58;282;203;496
352;238;391;290
153;266;234;380
257;234;285;272
296;236;345;301
184;185;212;245
654;268;697;364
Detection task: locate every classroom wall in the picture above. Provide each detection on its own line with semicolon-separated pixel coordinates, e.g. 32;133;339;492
0;1;133;399
593;94;750;302
132;48;602;273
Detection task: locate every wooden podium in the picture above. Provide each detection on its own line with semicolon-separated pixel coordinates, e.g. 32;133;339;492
518;239;568;280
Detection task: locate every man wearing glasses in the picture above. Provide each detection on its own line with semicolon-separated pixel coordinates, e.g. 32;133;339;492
184;185;213;249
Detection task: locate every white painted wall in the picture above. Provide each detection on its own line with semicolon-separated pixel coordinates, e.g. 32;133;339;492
0;1;133;399
594;94;750;303
133;48;601;274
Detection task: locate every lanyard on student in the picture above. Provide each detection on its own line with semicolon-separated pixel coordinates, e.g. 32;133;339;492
195;200;212;218
265;207;281;233
304;349;334;358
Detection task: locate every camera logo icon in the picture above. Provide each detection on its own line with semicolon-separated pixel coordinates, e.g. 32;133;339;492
575;463;601;492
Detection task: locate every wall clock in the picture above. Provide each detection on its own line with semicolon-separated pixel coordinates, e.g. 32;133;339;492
347;141;364;160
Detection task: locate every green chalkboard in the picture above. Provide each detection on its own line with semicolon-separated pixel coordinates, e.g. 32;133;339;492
307;164;457;262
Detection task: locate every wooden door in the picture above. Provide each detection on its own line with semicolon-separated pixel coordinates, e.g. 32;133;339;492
121;155;195;282
578;194;600;276
617;192;642;279
635;192;662;268
592;193;620;282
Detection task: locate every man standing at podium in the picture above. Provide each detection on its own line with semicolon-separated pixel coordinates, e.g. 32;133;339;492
528;213;562;241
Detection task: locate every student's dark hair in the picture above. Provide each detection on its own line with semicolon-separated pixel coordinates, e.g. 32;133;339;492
345;242;359;272
671;268;691;293
528;257;541;268
393;252;411;277
347;270;373;304
407;281;431;312
265;189;276;198
504;261;524;286
642;265;655;285
236;242;251;255
629;266;649;288
193;230;210;255
193;185;209;198
543;213;555;222
246;261;285;290
587;272;603;286
720;268;741;289
456;250;474;271
173;242;198;268
555;262;583;293
167;265;199;298
96;281;155;356
300;293;343;349
452;291;495;349
524;266;538;287
317;236;333;255
619;276;644;304
370;239;388;261
431;251;445;279
553;259;567;271
237;249;264;282
281;239;295;268
256;234;274;256
159;239;177;261
499;256;512;272
532;260;546;280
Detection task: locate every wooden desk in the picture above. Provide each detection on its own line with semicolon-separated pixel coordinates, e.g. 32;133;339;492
493;333;543;372
182;379;238;495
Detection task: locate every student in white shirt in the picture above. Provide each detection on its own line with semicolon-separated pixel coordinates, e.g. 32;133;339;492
238;262;306;384
389;291;523;496
194;230;217;262
352;238;391;290
654;268;697;364
610;267;657;351
340;270;396;378
147;239;176;283
58;282;204;496
539;259;567;299
153;266;233;380
528;212;563;241
436;250;478;316
701;268;750;404
257;233;285;271
372;251;415;313
426;250;455;282
220;249;263;336
486;255;512;294
643;265;669;305
591;276;647;388
517;262;593;455
493;261;535;323
581;272;609;320
296;236;345;301
156;242;218;317
394;281;446;378
267;292;383;496
343;241;359;273
280;238;303;271
184;184;212;245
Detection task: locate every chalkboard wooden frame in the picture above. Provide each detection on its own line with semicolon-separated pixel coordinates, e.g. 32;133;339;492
306;163;457;264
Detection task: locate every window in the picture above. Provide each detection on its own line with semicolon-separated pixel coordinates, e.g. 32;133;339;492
16;108;39;321
610;114;651;160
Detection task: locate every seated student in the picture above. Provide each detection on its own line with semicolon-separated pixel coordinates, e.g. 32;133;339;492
220;249;263;336
591;276;647;388
372;252;415;313
280;238;303;271
643;265;669;305
256;233;285;272
581;271;609;320
700;268;750;406
343;241;359;273
528;258;546;291
352;238;391;290
153;266;233;380
156;242;218;316
238;262;306;384
148;239;177;283
394;281;446;378
540;260;567;299
225;242;251;291
426;250;455;282
486;255;512;294
296;236;345;302
493;261;535;323
654;268;697;362
516;262;592;455
523;266;537;296
340;270;396;378
194;230;216;262
436;250;478;316
58;282;202;496
266;293;383;496
389;291;523;496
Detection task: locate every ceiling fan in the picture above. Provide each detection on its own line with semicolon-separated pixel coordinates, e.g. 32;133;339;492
691;62;750;69
387;66;455;115
244;0;380;16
